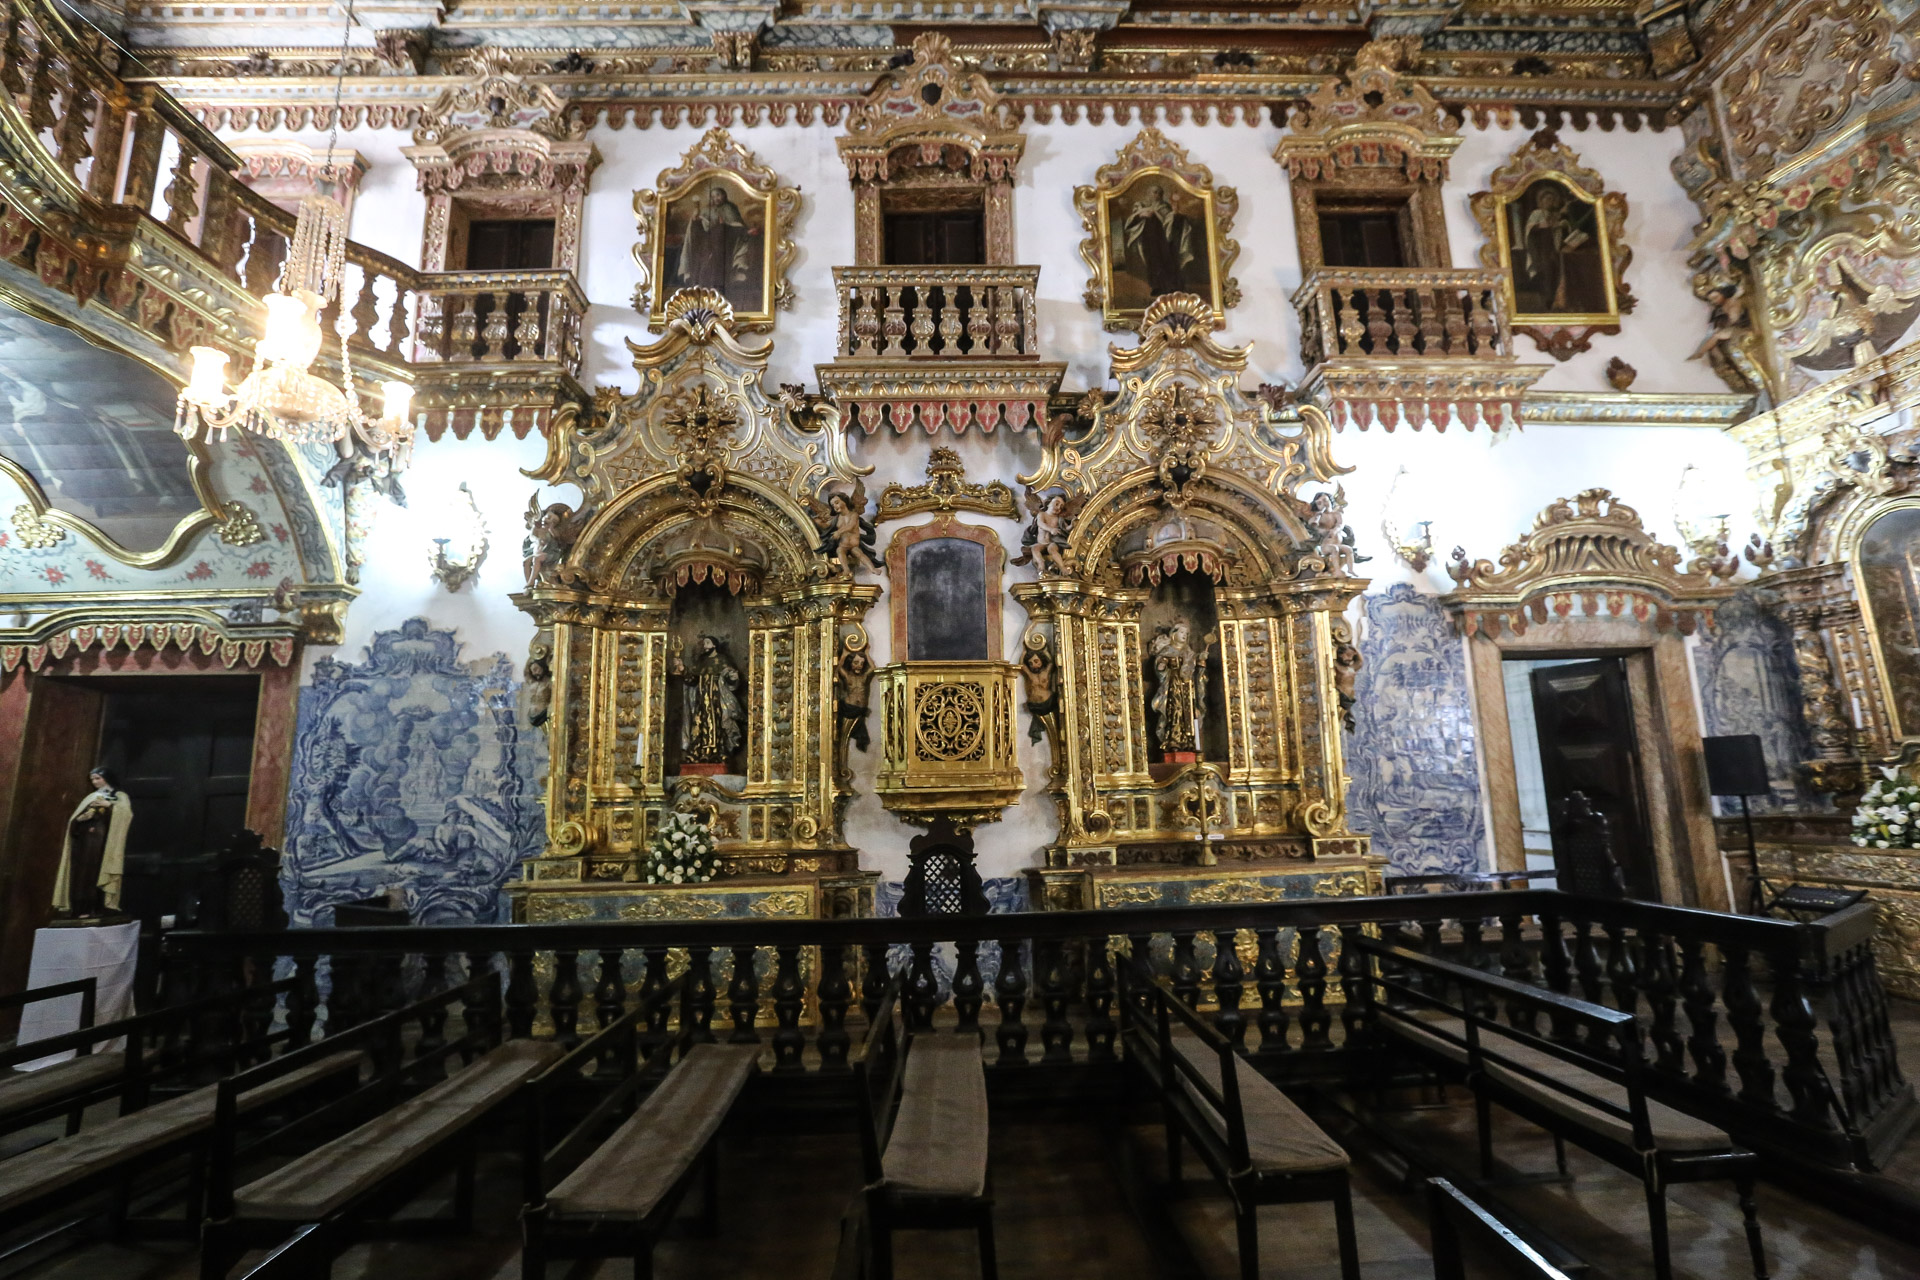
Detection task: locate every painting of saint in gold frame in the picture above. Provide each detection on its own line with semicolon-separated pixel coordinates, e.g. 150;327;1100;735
1077;129;1240;332
633;129;799;333
1472;134;1631;358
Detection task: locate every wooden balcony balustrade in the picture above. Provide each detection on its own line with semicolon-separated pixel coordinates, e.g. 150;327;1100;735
412;270;587;367
161;889;1915;1174
1293;267;1515;366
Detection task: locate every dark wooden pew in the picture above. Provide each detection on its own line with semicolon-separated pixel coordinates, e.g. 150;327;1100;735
520;975;759;1280
1120;971;1358;1280
0;977;105;1138
1361;939;1768;1280
1426;1177;1575;1280
854;979;996;1280
198;968;560;1280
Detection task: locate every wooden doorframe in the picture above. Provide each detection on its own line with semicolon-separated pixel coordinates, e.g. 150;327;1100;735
1464;620;1724;910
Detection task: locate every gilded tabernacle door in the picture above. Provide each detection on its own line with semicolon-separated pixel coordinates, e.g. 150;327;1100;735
510;291;880;920
1010;295;1382;909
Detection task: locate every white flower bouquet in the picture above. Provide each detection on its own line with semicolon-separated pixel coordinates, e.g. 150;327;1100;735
1852;766;1920;851
644;808;721;884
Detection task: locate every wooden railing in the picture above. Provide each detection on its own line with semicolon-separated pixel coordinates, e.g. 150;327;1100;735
159;890;1915;1171
413;269;588;366
831;266;1043;361
1292;267;1514;366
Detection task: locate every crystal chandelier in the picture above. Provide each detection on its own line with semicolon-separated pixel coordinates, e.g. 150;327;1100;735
173;0;412;459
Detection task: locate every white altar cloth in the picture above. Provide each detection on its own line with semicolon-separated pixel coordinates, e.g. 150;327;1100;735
14;921;140;1069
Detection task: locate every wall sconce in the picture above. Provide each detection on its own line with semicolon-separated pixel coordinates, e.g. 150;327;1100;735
1673;464;1740;582
1379;466;1434;572
428;482;489;592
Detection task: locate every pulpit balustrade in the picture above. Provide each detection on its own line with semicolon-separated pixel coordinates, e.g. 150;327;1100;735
160;890;1913;1173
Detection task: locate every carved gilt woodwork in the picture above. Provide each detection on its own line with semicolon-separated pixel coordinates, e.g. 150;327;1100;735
1075;128;1242;331
876;446;1017;522
514;290;880;880
1010;294;1372;875
1471;129;1633;360
632;128;800;334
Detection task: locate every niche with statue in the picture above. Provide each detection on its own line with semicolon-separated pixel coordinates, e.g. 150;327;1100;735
665;579;751;778
1139;569;1230;767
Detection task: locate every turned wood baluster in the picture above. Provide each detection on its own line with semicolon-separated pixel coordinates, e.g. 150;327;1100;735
594;949;626;1032
481;292;511;359
851;286;880;356
728;945;761;1045
1366;290;1394;352
1601;924;1638;1022
162;146;201;235
1443;291;1471;354
1469;291;1500;354
1571;921;1605;1004
386;279;412;354
1125;932;1155;993
953;940;984;1032
244;227;287;298
464;952;498;1048
1254;928;1290;1055
639;947;672;1055
817;945;852;1071
905;941;939;1032
286;956;319;1049
27;49;58;137
54;80;95;181
965;284;993;352
505;952;537;1040
1678;937;1728;1091
1722;944;1776;1107
861;942;892;1021
1169;933;1201;1011
513;294;542;358
993;285;1022;356
1769;951;1833;1128
1336;288;1366;354
1212;930;1246;1047
936;284;963;353
416;952;450;1058
1640;933;1685;1074
1298;926;1333;1051
906;286;936;355
1416;288;1444;354
684;947;718;1046
1538;912;1576;1044
880;287;907;357
995;938;1030;1066
1391;288;1418;353
450;293;480;358
0;11;27;99
1337;924;1369;1044
1418;920;1445;1000
772;945;805;1071
348;268;380;343
1038;938;1073;1063
1459;917;1497;1020
1498;914;1537;1034
1084;937;1116;1062
550;951;583;1047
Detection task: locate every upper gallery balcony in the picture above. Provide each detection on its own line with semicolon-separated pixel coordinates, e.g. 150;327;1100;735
816;266;1067;434
1291;266;1547;432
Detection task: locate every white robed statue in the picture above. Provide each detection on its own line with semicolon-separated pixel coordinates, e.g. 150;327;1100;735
52;768;132;916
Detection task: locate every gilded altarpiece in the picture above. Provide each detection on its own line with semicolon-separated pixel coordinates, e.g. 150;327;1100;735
509;292;880;923
1011;297;1383;911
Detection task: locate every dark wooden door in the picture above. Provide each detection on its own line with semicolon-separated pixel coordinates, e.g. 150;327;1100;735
461;219;556;359
98;677;259;921
1317;209;1409;268
883;210;986;265
1528;658;1657;899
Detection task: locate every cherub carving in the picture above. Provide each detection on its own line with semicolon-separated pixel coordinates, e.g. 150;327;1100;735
1304;489;1366;576
1012;487;1085;577
804;481;882;576
523;497;581;586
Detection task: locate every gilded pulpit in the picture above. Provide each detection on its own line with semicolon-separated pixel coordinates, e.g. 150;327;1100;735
508;290;881;925
1012;295;1384;910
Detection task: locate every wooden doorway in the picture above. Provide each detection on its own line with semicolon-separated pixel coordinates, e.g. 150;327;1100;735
1524;657;1657;899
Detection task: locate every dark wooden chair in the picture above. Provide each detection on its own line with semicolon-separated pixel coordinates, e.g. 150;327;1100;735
520;976;759;1280
853;979;996;1280
1119;971;1359;1280
1552;791;1628;899
1361;939;1768;1280
0;977;103;1138
1426;1178;1575;1280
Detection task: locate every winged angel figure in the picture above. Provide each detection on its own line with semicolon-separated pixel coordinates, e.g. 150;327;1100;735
804;480;883;577
1012;487;1086;577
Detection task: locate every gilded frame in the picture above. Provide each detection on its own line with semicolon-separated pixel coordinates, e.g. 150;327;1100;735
0;289;234;569
1076;129;1240;332
883;516;1006;663
1472;131;1632;359
633;129;800;334
1847;494;1920;744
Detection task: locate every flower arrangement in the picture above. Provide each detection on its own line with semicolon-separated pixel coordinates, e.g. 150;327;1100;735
1852;767;1920;851
645;807;720;884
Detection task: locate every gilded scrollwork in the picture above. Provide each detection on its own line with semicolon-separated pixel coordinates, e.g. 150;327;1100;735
632;128;801;333
1717;0;1905;178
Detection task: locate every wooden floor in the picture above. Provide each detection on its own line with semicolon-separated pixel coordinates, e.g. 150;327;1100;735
11;1075;1919;1280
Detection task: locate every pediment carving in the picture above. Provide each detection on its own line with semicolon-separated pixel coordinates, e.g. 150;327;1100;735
1274;37;1461;183
839;33;1025;183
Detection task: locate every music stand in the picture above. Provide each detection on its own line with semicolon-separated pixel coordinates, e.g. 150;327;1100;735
1703;734;1769;915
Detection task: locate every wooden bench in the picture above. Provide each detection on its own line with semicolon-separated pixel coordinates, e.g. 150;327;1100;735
521;976;759;1280
1120;973;1358;1280
198;971;557;1280
1425;1177;1574;1280
1361;939;1768;1280
854;980;996;1280
0;977;108;1139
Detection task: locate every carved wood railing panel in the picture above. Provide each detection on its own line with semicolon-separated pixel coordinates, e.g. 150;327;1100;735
831;266;1043;361
412;269;587;370
1293;267;1514;364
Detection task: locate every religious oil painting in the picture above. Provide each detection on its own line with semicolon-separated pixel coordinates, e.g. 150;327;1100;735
1077;129;1241;331
1498;177;1614;320
1858;504;1920;741
632;129;800;334
0;298;202;553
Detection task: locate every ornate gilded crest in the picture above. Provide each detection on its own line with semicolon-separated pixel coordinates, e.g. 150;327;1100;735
837;33;1022;182
1075;128;1241;331
877;447;1018;522
1273;38;1461;183
1472;130;1632;359
633;129;800;333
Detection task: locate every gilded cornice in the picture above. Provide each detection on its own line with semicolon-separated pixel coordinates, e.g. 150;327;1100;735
1519;389;1754;426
